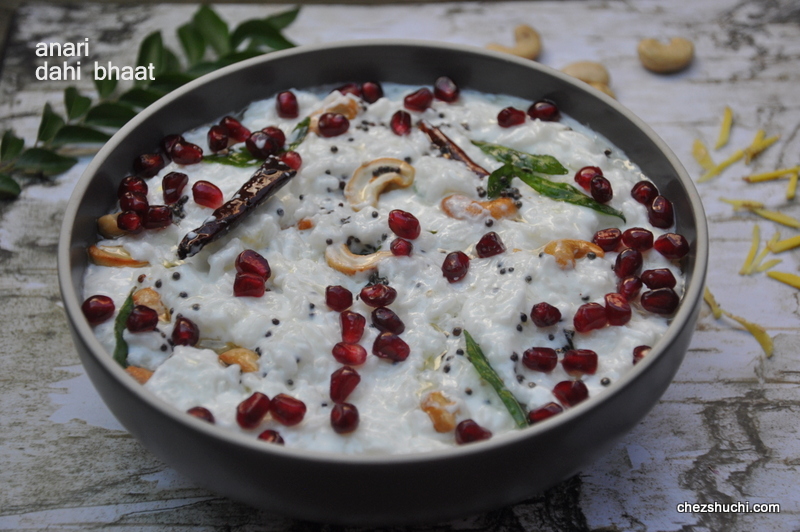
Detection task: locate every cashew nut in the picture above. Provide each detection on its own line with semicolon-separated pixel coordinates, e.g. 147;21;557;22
325;243;392;275
561;61;610;85
441;194;518;221
88;245;149;268
345;158;415;211
219;347;260;373
421;391;458;433
487;24;541;60
133;287;169;322
542;239;604;269
588;82;616;99
97;213;126;239
309;95;361;134
125;366;153;384
637;37;694;73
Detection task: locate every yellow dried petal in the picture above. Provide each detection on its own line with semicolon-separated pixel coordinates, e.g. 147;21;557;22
766;271;800;290
692;139;716;171
721;310;773;358
744;134;779;165
698;150;744;182
743;166;799;183
786;172;798;201
755;258;781;272
739;224;760;275
714;106;733;150
768;234;800;253
750;208;800;228
720;198;764;210
703;287;723;319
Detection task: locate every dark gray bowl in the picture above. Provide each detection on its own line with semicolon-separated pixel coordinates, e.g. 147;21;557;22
58;40;708;525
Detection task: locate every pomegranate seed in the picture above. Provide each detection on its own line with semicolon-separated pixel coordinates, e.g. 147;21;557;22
388;210;421;239
361;81;384;103
390;110;412;136
236;392;271;429
331;403;360;434
390;238;413;256
207;125;229;153
340;310;366;343
476;231;506;258
497;107;526;128
143;205;173;230
245;131;281;159
330;366;360;403
648;195;674;228
118;175;148;198
455;419;492;444
561;349;598;376
641;268;676;289
433;76;459;102
617;275;643;301
530;302;561;327
640;288;680;315
373;332;410;361
442;251;470;283
192;180;223;209
220;116;250;142
81;295;115;325
522;347;558;372
278;150;302;170
162;171;188;204
276;90;299;118
126;305;158;332
235;249;271;280
621;227;654;251
160;134;184;157
404;88;433;112
332;342;367;365
117;211;143;234
575;166;602;190
334;82;361;97
590;175;613;203
654;233;689;260
614;248;643;278
528;402;563;424
261;126;286;148
360;284;397;307
257;429;284;444
527;99;559;121
631;180;658;204
592;228;622;252
573;302;608;333
553;380;589;407
317;113;350;137
372;307;405;334
172;315;199;346
170;141;203;165
233;272;265;297
633;345;651;364
270;393;306;426
325;285;353;312
133;153;165;177
187;406;215;423
119;191;149;214
604;293;631;326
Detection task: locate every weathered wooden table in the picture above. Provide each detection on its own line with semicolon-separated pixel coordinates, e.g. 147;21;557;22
1;1;798;530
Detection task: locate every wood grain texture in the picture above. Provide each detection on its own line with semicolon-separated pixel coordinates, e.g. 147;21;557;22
0;1;798;530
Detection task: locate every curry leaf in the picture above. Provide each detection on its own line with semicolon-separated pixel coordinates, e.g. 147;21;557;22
178;22;206;67
94;77;117;100
265;6;300;30
15;148;78;176
64;87;91;121
230;19;296;51
0;173;21;199
148;72;196;93
118;87;164;109
84;103;138;128
193;5;230;56
113;290;135;368
287;116;310;151
51;125;111;147
472;141;568;175
37;103;65;144
137;31;165;79
203;147;260;167
1;130;25;162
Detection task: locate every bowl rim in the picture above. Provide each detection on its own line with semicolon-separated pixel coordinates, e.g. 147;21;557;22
58;38;708;465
